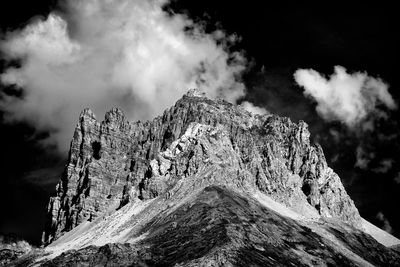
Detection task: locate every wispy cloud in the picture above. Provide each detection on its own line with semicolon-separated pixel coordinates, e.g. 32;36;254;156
294;66;397;128
394;172;400;184
376;212;394;234
240;101;268;115
0;0;247;152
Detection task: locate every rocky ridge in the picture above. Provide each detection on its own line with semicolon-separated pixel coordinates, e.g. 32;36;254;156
15;88;397;266
43;89;362;244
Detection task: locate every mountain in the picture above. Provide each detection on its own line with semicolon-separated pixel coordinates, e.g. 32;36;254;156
6;89;400;266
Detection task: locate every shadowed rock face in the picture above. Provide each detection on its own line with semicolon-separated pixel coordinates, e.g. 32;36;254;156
21;89;398;266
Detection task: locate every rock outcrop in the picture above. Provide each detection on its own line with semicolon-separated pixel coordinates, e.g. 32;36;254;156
0;234;33;266
24;89;400;266
43;89;362;244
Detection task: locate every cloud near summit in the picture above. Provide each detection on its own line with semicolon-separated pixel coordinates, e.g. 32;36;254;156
0;0;247;152
294;66;397;128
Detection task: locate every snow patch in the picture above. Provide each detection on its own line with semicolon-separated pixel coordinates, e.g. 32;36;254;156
254;191;400;248
362;218;400;247
42;199;154;260
253;191;309;221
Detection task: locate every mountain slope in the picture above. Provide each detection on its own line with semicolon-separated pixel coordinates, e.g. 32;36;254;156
9;89;400;266
34;185;398;266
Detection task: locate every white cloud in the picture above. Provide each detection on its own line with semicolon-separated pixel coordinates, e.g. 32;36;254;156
372;159;394;174
0;0;247;152
394;172;400;184
240;101;269;115
354;145;371;170
294;66;397;128
376;212;394;234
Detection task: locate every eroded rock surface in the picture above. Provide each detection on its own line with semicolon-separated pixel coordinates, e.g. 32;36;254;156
23;89;400;266
43;89;362;244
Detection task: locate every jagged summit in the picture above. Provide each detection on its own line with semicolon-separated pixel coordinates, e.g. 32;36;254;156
104;107;126;124
20;89;398;266
184;88;207;98
79;108;96;120
79;107;126;124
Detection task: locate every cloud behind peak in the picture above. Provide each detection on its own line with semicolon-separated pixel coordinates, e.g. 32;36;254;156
0;0;247;152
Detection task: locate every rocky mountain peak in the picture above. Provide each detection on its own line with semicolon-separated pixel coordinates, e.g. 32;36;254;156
32;89;400;266
43;89;362;242
79;108;96;121
104;107;126;125
183;88;207;98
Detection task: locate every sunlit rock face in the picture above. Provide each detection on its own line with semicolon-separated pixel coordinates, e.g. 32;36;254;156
31;89;400;266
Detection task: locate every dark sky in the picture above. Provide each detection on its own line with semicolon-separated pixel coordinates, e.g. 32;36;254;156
0;1;399;245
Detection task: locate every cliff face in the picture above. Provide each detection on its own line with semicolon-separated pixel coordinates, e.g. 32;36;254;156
43;89;362;244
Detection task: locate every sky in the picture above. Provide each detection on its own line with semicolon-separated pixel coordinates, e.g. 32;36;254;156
0;0;399;245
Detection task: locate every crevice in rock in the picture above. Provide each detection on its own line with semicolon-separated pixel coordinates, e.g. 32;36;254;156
92;141;101;160
301;182;311;197
138;168;152;200
129;160;136;172
161;127;174;150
